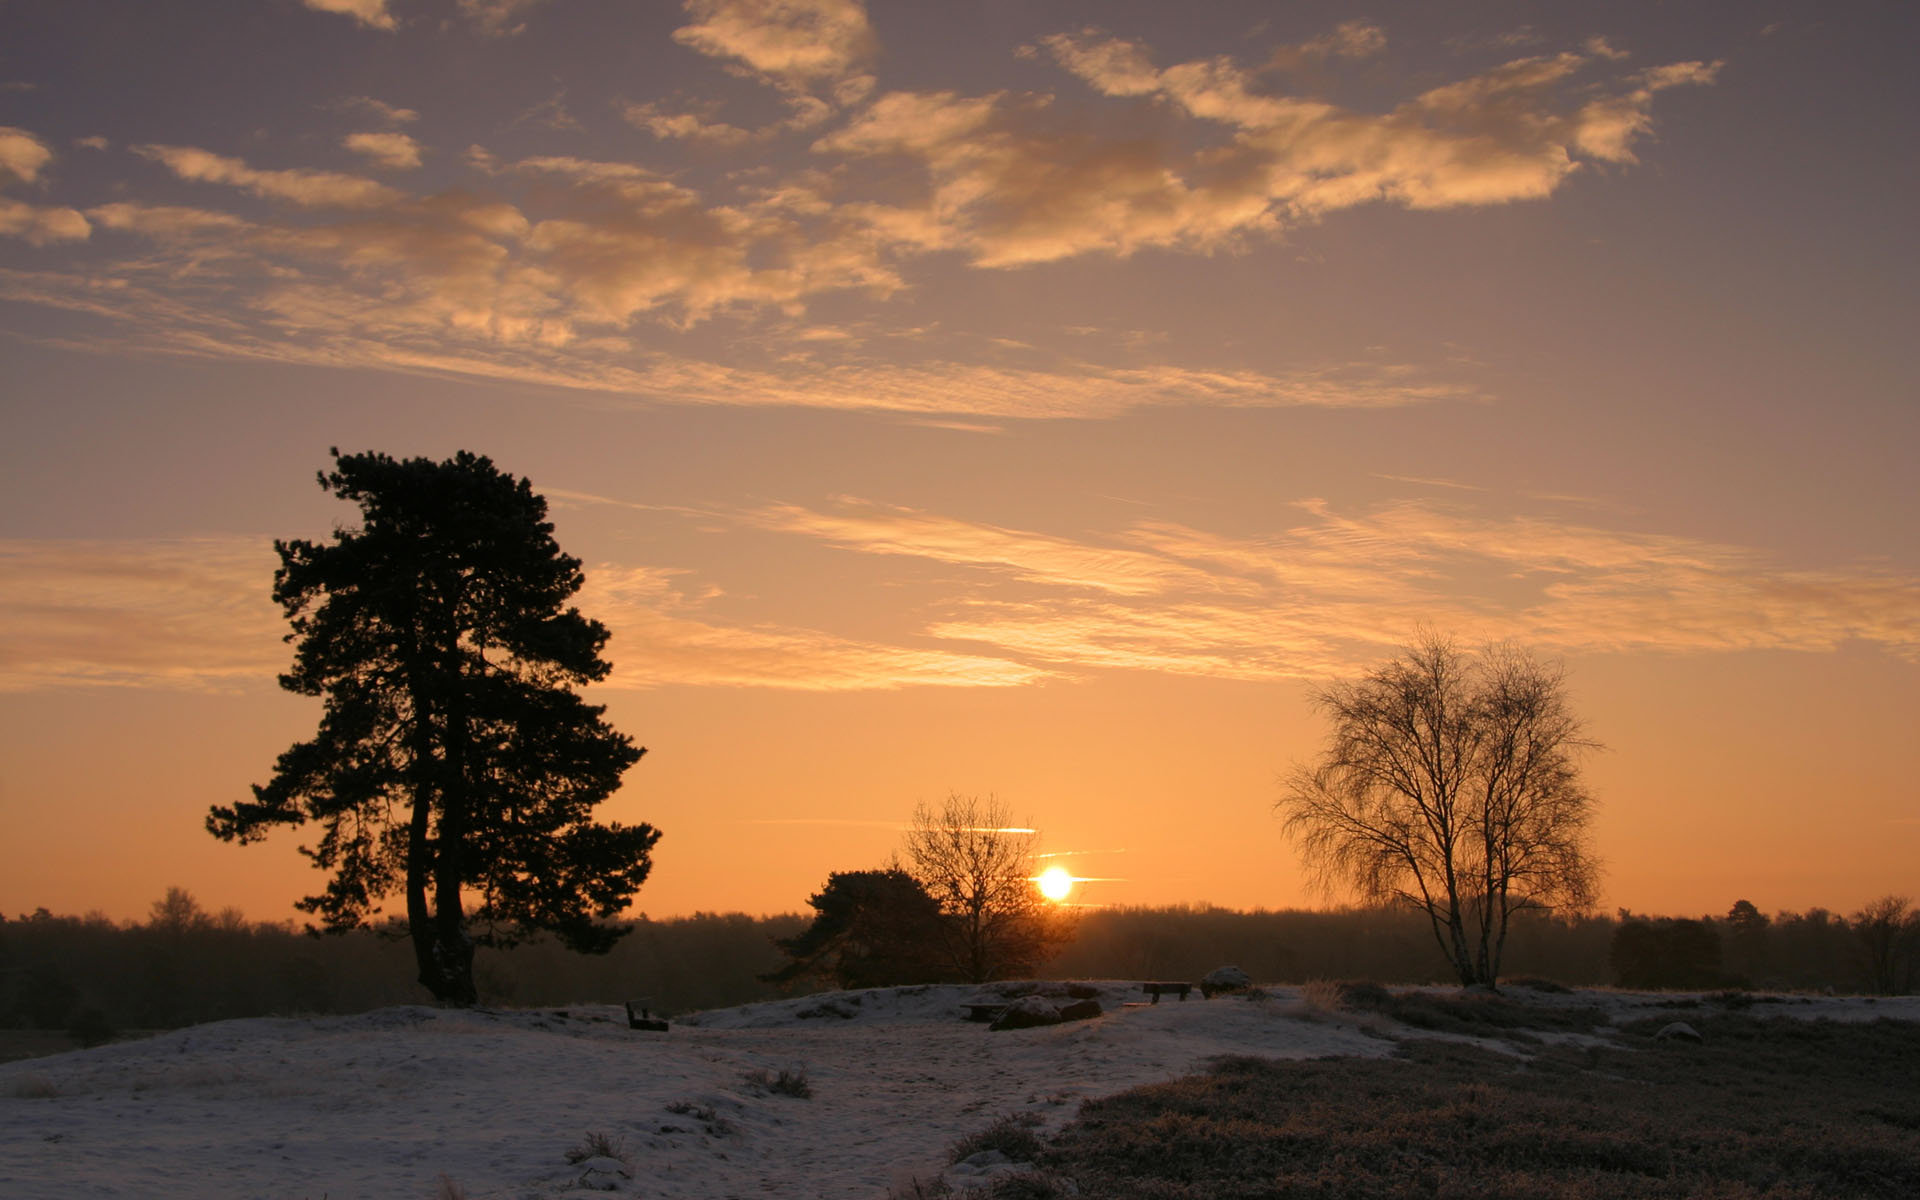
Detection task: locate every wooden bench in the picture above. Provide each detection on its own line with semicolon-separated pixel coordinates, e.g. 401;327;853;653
1141;982;1193;1004
625;1000;669;1032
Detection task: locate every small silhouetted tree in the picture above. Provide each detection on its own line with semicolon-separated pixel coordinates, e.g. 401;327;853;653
1280;633;1600;987
765;869;950;988
904;794;1069;983
1722;899;1771;985
1851;895;1920;995
208;449;658;1006
1611;916;1723;989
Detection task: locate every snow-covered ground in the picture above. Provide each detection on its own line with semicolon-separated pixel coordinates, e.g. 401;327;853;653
3;982;1915;1199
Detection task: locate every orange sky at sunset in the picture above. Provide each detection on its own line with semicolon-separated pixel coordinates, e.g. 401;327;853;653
2;1;1914;927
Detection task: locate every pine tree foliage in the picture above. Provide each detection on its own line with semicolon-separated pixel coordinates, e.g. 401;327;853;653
764;870;951;988
207;449;657;1005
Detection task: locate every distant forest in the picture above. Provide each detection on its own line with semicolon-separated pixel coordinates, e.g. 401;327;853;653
3;890;1911;1047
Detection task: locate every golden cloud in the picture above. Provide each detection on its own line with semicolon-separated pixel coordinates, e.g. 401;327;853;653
861;29;1724;259
0;127;91;243
0;126;55;185
6;25;1716;410
300;0;396;32
673;0;877;88
343;131;423;170
0;197;90;244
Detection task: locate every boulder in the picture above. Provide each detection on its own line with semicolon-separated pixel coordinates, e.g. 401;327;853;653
1201;965;1253;998
1653;1021;1703;1043
1057;998;1102;1022
989;995;1064;1031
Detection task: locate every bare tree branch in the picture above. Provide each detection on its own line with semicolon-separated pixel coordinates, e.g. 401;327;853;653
1278;631;1601;986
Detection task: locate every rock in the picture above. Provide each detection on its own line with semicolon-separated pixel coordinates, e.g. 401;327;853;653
1654;1021;1703;1043
989;995;1063;1031
1057;999;1102;1022
956;1149;1011;1170
1201;966;1253;998
575;1155;632;1191
947;1148;1034;1188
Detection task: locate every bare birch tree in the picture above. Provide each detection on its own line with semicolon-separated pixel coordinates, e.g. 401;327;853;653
1279;633;1599;987
903;793;1065;983
1851;895;1920;995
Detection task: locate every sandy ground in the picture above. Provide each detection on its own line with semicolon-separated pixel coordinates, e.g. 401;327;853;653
2;982;1915;1199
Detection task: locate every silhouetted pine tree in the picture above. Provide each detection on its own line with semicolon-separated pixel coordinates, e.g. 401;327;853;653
208;449;657;1005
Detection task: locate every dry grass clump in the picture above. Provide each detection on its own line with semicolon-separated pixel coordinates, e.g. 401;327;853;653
743;1065;812;1098
948;1114;1044;1165
1032;1014;1920;1198
563;1129;629;1164
1298;978;1346;1016
664;1099;736;1136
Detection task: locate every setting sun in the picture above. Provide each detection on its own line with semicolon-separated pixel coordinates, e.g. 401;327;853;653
1037;866;1075;903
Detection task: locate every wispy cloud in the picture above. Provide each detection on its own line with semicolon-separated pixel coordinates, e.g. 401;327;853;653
458;0;549;37
0;539;1046;694
741;498;1262;597
579;564;1049;691
135;145;403;209
0;537;285;692
0;260;1476;418
9;497;1912;695
751;498;1920;679
336;96;418;126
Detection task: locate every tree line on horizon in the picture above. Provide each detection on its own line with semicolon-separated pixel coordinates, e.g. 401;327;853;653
5;889;1913;1051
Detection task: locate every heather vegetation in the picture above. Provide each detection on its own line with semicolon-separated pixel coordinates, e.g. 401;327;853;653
1025;1014;1920;1199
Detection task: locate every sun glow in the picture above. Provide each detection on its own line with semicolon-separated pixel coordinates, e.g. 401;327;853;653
1036;865;1074;902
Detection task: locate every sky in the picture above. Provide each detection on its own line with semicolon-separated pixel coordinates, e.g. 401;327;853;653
1;0;1915;928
